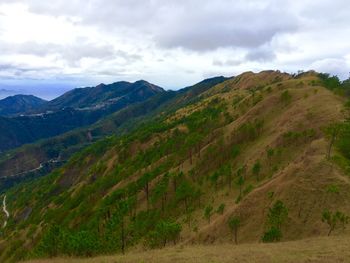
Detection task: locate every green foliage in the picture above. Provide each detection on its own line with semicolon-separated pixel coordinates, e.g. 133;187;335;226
252;160;262;181
231;145;241;159
232;95;243;106
35;225;66;257
262;200;288;242
235;171;245;201
326;184;339;194
280;90;292;105
318;73;341;90
216;203;225;215
204;205;214;223
243;184;254;195
333;121;350;160
322;209;349;236
236;119;264;142
228;216;240;244
262;226;282;242
282;129;316;146
145;220;182;248
252;94;263;106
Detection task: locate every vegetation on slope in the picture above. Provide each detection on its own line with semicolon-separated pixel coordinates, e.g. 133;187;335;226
1;71;350;262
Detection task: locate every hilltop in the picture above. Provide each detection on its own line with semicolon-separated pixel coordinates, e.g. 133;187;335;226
1;71;350;262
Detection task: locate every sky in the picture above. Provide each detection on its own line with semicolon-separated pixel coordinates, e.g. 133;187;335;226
0;0;349;99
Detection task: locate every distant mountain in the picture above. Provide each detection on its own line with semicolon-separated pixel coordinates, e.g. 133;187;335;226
41;80;164;112
0;80;164;152
0;94;46;116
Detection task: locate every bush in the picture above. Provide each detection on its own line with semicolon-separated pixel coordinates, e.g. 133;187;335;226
216;203;225;215
262;226;282;242
262;200;288;242
145;220;182;248
280;90;291;105
204;205;214;223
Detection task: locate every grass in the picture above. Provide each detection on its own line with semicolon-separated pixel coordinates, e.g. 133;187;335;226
25;235;350;263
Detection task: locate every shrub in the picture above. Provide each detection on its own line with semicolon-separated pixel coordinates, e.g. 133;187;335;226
146;220;182;248
216;203;225;215
228;216;240;244
262;226;282;242
204;205;214;223
262;200;288;242
322;209;349;236
280;90;291;105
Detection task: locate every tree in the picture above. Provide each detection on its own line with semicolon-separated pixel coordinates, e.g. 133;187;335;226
146;220;182;248
325;123;342;160
210;171;220;190
252;160;261;181
280;90;291;105
204;205;213;223
216;203;225;215
262;200;288;242
236;175;245;198
151;174;169;212
175;180;194;212
221;164;232;189
138;172;152;210
118;201;129;254
322;209;349;236
228;216;240;244
266;148;274;168
36;225;66;257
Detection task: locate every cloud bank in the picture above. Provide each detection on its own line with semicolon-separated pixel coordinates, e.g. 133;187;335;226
0;0;349;98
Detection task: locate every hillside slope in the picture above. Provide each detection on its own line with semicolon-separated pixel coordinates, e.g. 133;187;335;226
1;71;349;262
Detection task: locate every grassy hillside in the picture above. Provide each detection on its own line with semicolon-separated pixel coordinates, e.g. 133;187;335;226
1;71;350;262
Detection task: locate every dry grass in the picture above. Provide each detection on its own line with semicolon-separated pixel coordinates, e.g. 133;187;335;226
25;235;350;263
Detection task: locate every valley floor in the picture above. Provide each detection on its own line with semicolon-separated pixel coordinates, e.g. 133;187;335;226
25;235;350;263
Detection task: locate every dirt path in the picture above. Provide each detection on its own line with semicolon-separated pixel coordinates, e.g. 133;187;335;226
2;195;9;228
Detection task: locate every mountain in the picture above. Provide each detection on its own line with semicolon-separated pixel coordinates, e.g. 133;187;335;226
0;95;46;116
39;80;164;112
0;80;164;152
0;76;228;190
2;71;350;262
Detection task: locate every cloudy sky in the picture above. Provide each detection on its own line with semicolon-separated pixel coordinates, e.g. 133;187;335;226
0;0;349;99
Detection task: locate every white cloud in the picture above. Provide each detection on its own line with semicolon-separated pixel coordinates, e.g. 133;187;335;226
0;0;349;99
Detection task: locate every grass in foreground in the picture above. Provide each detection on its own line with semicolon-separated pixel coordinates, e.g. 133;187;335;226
25;235;350;263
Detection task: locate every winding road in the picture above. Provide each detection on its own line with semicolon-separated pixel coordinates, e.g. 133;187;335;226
2;195;9;228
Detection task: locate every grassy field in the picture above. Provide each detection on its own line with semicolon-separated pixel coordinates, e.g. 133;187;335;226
25;235;350;263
